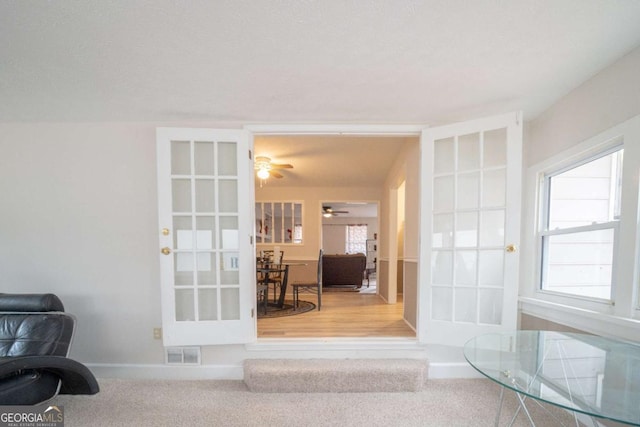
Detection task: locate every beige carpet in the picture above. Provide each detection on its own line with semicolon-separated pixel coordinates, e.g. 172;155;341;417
244;359;428;392
52;378;579;426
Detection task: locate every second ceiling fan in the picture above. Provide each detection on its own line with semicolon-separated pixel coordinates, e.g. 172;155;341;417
322;206;349;217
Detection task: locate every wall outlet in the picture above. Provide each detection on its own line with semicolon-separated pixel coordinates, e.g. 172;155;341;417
153;328;162;340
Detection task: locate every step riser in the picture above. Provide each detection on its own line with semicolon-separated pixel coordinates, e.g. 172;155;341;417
244;359;429;393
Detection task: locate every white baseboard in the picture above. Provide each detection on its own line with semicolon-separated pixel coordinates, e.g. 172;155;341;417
87;363;244;380
87;360;481;381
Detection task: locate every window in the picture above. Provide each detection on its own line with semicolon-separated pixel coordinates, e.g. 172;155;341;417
539;146;623;300
255;202;303;244
346;225;367;254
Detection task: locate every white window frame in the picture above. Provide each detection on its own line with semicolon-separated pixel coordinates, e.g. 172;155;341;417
520;115;640;342
538;144;623;303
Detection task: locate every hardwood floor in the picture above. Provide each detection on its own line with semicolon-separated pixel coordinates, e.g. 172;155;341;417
257;288;416;338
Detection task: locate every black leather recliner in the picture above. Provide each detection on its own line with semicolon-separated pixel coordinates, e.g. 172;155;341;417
0;293;99;405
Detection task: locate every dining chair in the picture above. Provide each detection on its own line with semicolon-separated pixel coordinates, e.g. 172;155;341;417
292;249;323;311
263;250;284;303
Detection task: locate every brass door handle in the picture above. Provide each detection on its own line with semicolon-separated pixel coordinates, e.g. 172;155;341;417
161;247;171;255
505;244;517;253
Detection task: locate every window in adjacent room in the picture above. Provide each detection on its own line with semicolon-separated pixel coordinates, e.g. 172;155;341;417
346;224;368;254
539;145;623;300
255;202;303;244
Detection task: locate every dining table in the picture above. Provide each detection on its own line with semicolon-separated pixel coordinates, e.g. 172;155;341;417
256;261;308;309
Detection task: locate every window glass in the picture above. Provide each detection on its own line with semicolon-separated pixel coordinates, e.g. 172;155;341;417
346;225;367;254
540;147;622;301
547;150;623;230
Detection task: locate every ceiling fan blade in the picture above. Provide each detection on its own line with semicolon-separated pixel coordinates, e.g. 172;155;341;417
269;170;284;178
270;163;293;169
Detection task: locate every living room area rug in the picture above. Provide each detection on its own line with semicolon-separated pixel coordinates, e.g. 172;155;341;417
257;300;315;318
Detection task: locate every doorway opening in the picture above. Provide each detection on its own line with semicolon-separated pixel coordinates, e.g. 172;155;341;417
253;133;419;338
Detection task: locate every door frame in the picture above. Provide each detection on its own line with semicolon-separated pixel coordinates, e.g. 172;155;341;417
247;124;424;341
247;116;522;346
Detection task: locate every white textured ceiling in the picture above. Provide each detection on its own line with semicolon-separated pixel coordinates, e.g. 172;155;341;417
2;0;640;124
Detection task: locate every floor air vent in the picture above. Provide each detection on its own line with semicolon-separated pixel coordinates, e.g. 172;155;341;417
165;347;201;365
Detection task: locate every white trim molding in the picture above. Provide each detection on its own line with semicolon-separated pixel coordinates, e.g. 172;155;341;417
519;297;640;342
87;363;244;380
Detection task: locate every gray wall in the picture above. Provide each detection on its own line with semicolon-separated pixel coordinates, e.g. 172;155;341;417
0;122;164;364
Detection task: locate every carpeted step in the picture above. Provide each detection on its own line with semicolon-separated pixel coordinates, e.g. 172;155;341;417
243;358;429;393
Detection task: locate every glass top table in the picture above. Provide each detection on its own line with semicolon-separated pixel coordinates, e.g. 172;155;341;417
464;330;640;426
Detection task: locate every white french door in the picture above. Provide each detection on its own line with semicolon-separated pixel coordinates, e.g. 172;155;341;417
156;128;254;346
418;112;522;346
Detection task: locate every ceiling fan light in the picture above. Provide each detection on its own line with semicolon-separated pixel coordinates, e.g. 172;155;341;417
323;213;333;218
257;168;270;180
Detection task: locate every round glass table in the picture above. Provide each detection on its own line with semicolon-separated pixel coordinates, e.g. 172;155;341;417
464;330;640;426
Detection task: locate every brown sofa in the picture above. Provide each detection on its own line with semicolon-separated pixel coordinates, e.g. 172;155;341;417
322;253;366;288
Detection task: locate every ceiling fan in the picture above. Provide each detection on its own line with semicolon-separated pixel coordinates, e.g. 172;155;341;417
254;156;293;180
322;206;349;217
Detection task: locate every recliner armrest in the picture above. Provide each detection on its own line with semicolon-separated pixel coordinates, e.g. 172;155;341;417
0;356;100;395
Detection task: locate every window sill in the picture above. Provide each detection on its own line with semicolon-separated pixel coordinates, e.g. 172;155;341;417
519;297;640;343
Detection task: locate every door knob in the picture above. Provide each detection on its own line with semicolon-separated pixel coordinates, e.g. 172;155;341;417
505;244;517;253
161;247;171;255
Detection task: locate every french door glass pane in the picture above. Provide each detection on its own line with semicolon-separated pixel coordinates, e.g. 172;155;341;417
219;180;238;212
458;133;480;171
478;250;504;286
218;142;237;175
220;252;239;284
479;210;505;247
171;141;191;174
195;217;216;249
483;129;507;168
172;179;191;212
432;287;453;321
434;137;455;174
455;288;477;322
455;250;477;285
221;288;240;320
479;289;503;324
194;141;215;175
175;289;194;321
195;180;215;212
457;172;480;209
174;253;194;286
482;169;506;207
433;213;454;248
173;216;192;249
434;176;454;211
196;253;217;285
456;212;478;247
431;250;453;284
198;289;218;321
